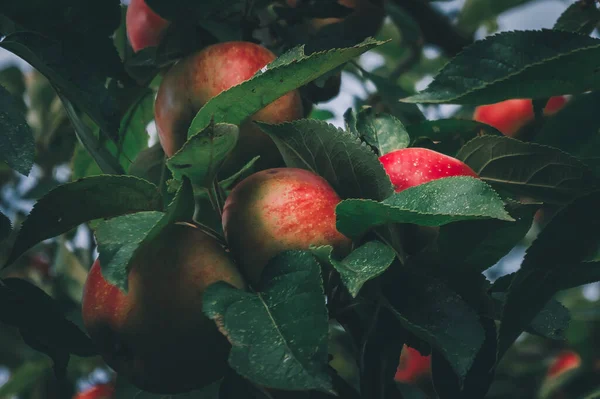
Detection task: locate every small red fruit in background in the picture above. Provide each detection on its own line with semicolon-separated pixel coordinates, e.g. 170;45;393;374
378;147;478;193
473;96;567;137
72;383;114;399
394;345;431;384
126;0;170;53
222;168;352;285
547;350;582;379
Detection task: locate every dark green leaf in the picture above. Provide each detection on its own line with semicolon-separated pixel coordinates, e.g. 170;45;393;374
219;156;260;190
167;123;239;188
115;90;155;171
203;250;333;393
312;241;396;297
343;108;360;137
336;176;513;239
456;135;598;204
497;190;600;358
257;119;393;201
187;38;383;136
554;0;600;35
6;175;162;267
93;177;194;292
0;30;119;138
383;271;485;380
114;374;222;398
0;278;96;356
403;30;600;105
0;212;11;243
407;118;503;154
535;91;600;159
0;85;34;175
356;108;410;155
438;202;537;273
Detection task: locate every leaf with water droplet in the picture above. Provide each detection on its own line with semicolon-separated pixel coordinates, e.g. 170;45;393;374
336;176;513;239
203;250;333;393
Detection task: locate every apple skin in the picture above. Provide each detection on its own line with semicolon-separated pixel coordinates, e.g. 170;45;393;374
394;345;431;384
72;384;115;399
547;350;581;379
473;96;567;137
154;41;304;177
378;147;478;193
222;168;352;285
81;224;246;394
126;0;170;53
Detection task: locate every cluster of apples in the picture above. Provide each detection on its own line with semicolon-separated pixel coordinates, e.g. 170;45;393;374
78;0;486;395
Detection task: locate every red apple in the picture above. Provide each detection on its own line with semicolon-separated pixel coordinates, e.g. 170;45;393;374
81;224;246;394
378;147;478;193
221;168;352;285
126;0;170;53
72;383;114;399
394;345;431;384
547;350;581;379
473;96;567;137
154;41;304;177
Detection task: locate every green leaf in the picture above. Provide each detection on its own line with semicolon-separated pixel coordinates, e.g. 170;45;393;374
535;91;600;159
384;271;485;380
257;119;393;201
93;177;194;292
402;30;600;105
356;108;410;156
336;176;513;239
167;123;240;188
114;374;222;398
187;38;384;136
114;90;154;171
0;86;34;175
437;202;537;273
456;135;598;204
407;118;503;154
554;0;600;35
6;175;162;267
0;29;119;138
203;250;333;393
497;190;600;358
312;241;396;297
0;278;96;357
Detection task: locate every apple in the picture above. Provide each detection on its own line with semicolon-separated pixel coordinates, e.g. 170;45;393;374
473;96;567;137
547;350;581;379
394;345;431;384
81;224;246;394
221;168;352;285
154;41;304;177
72;383;114;399
126;0;170;53
378;147;478;193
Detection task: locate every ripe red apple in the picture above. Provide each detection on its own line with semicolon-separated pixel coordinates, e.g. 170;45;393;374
473;96;567;137
378;147;478;193
222;168;352;284
394;345;431;384
81;224;246;394
547;350;581;379
126;0;170;53
154;41;304;177
72;383;114;399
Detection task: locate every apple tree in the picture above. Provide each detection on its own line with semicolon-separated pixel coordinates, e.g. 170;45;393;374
0;0;599;398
